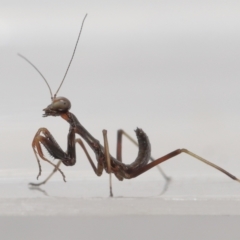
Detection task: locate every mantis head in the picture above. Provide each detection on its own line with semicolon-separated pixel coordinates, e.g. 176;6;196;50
43;96;71;117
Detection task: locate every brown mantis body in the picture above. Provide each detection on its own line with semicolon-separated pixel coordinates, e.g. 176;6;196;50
19;14;240;197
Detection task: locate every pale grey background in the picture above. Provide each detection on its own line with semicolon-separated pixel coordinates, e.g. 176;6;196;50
1;1;240;180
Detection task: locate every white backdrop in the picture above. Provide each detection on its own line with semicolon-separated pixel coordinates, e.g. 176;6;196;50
1;1;240;180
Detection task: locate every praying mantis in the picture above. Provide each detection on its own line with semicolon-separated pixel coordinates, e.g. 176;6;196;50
19;14;240;197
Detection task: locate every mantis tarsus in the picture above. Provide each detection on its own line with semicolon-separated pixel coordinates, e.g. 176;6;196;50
19;14;240;197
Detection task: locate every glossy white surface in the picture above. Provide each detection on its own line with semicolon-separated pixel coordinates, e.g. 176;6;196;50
0;171;239;216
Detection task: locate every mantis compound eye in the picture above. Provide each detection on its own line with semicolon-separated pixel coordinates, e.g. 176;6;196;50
51;97;71;111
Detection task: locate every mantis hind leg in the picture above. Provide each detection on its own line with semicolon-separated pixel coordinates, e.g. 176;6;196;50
127;148;240;182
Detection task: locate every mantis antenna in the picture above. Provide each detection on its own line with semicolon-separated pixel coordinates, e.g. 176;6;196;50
18;13;88;101
17;53;54;100
54;13;88;98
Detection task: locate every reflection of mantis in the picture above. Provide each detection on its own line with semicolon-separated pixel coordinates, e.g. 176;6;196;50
19;14;240;197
